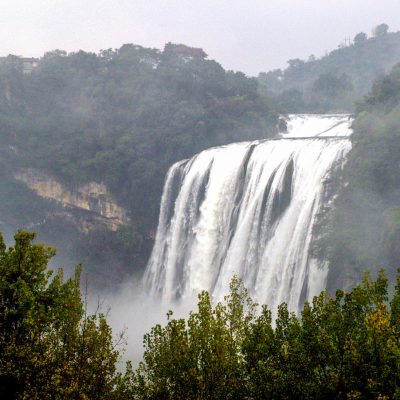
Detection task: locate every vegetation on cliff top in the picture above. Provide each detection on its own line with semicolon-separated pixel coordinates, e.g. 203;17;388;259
0;43;280;288
259;27;400;112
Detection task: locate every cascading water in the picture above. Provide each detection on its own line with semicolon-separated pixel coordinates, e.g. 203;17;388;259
144;114;352;314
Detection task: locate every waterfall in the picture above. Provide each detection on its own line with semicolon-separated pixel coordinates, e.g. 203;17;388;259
144;114;352;314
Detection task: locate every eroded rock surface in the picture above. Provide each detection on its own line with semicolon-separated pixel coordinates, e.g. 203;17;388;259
15;168;129;232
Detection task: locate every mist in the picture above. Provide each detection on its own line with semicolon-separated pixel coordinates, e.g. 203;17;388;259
100;281;198;366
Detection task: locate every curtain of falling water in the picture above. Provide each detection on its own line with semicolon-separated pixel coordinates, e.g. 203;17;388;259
144;114;352;314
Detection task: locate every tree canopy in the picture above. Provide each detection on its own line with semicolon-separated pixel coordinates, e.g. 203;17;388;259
126;271;400;399
315;63;400;291
258;26;400;113
0;230;122;399
2;230;400;398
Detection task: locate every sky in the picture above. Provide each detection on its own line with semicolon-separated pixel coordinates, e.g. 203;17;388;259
1;0;400;76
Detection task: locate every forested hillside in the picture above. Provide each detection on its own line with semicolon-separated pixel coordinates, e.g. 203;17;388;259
316;63;400;290
0;44;280;288
1;30;400;291
259;25;400;112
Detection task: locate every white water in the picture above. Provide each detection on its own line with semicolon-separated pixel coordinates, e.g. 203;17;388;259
144;114;352;314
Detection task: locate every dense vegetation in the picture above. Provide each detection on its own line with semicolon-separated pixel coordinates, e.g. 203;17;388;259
317;63;400;291
2;230;400;399
132;272;400;399
259;26;400;112
0;44;280;287
0;231;122;399
1;27;400;288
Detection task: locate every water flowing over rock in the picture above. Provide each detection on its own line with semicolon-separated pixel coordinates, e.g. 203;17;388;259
145;114;352;314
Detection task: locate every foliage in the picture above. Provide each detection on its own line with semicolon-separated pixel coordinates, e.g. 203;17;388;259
0;44;280;287
2;230;400;399
258;26;400;112
373;24;390;37
126;272;400;399
4;44;278;223
310;72;354;112
354;32;367;45
318;63;400;290
130;277;254;399
0;230;123;399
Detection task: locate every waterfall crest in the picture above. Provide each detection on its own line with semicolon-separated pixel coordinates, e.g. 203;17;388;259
144;114;352;313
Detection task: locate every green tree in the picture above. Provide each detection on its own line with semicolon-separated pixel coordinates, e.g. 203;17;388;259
130;272;400;399
0;230;122;399
373;23;389;37
132;276;255;399
320;63;400;289
354;32;367;45
312;72;353;99
258;25;400;112
0;43;280;289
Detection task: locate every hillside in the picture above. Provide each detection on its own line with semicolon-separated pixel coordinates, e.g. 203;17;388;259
314;63;400;290
258;27;400;112
2;32;400;292
0;43;280;289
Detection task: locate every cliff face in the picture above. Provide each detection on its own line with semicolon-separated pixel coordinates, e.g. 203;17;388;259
14;169;129;232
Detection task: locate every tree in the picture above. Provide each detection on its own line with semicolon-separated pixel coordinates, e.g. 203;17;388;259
312;73;353;103
287;58;305;69
0;42;279;291
322;64;400;287
354;32;367;45
276;89;305;113
0;230;122;399
132;276;255;399
373;23;389;37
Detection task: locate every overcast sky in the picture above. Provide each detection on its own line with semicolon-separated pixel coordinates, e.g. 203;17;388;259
1;0;400;75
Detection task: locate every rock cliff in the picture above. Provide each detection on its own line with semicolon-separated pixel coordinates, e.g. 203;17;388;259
15;169;129;233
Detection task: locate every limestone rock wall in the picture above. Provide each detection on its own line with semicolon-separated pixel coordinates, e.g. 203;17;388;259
15;168;129;232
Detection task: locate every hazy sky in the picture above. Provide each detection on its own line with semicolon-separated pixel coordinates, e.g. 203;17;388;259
1;0;400;75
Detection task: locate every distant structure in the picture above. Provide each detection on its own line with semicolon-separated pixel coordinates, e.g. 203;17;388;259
0;56;39;74
338;37;352;49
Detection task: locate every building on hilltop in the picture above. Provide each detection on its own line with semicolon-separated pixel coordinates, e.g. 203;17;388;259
0;55;39;74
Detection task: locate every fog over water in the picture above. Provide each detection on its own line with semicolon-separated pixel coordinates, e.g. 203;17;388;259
1;0;400;74
99;283;197;366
